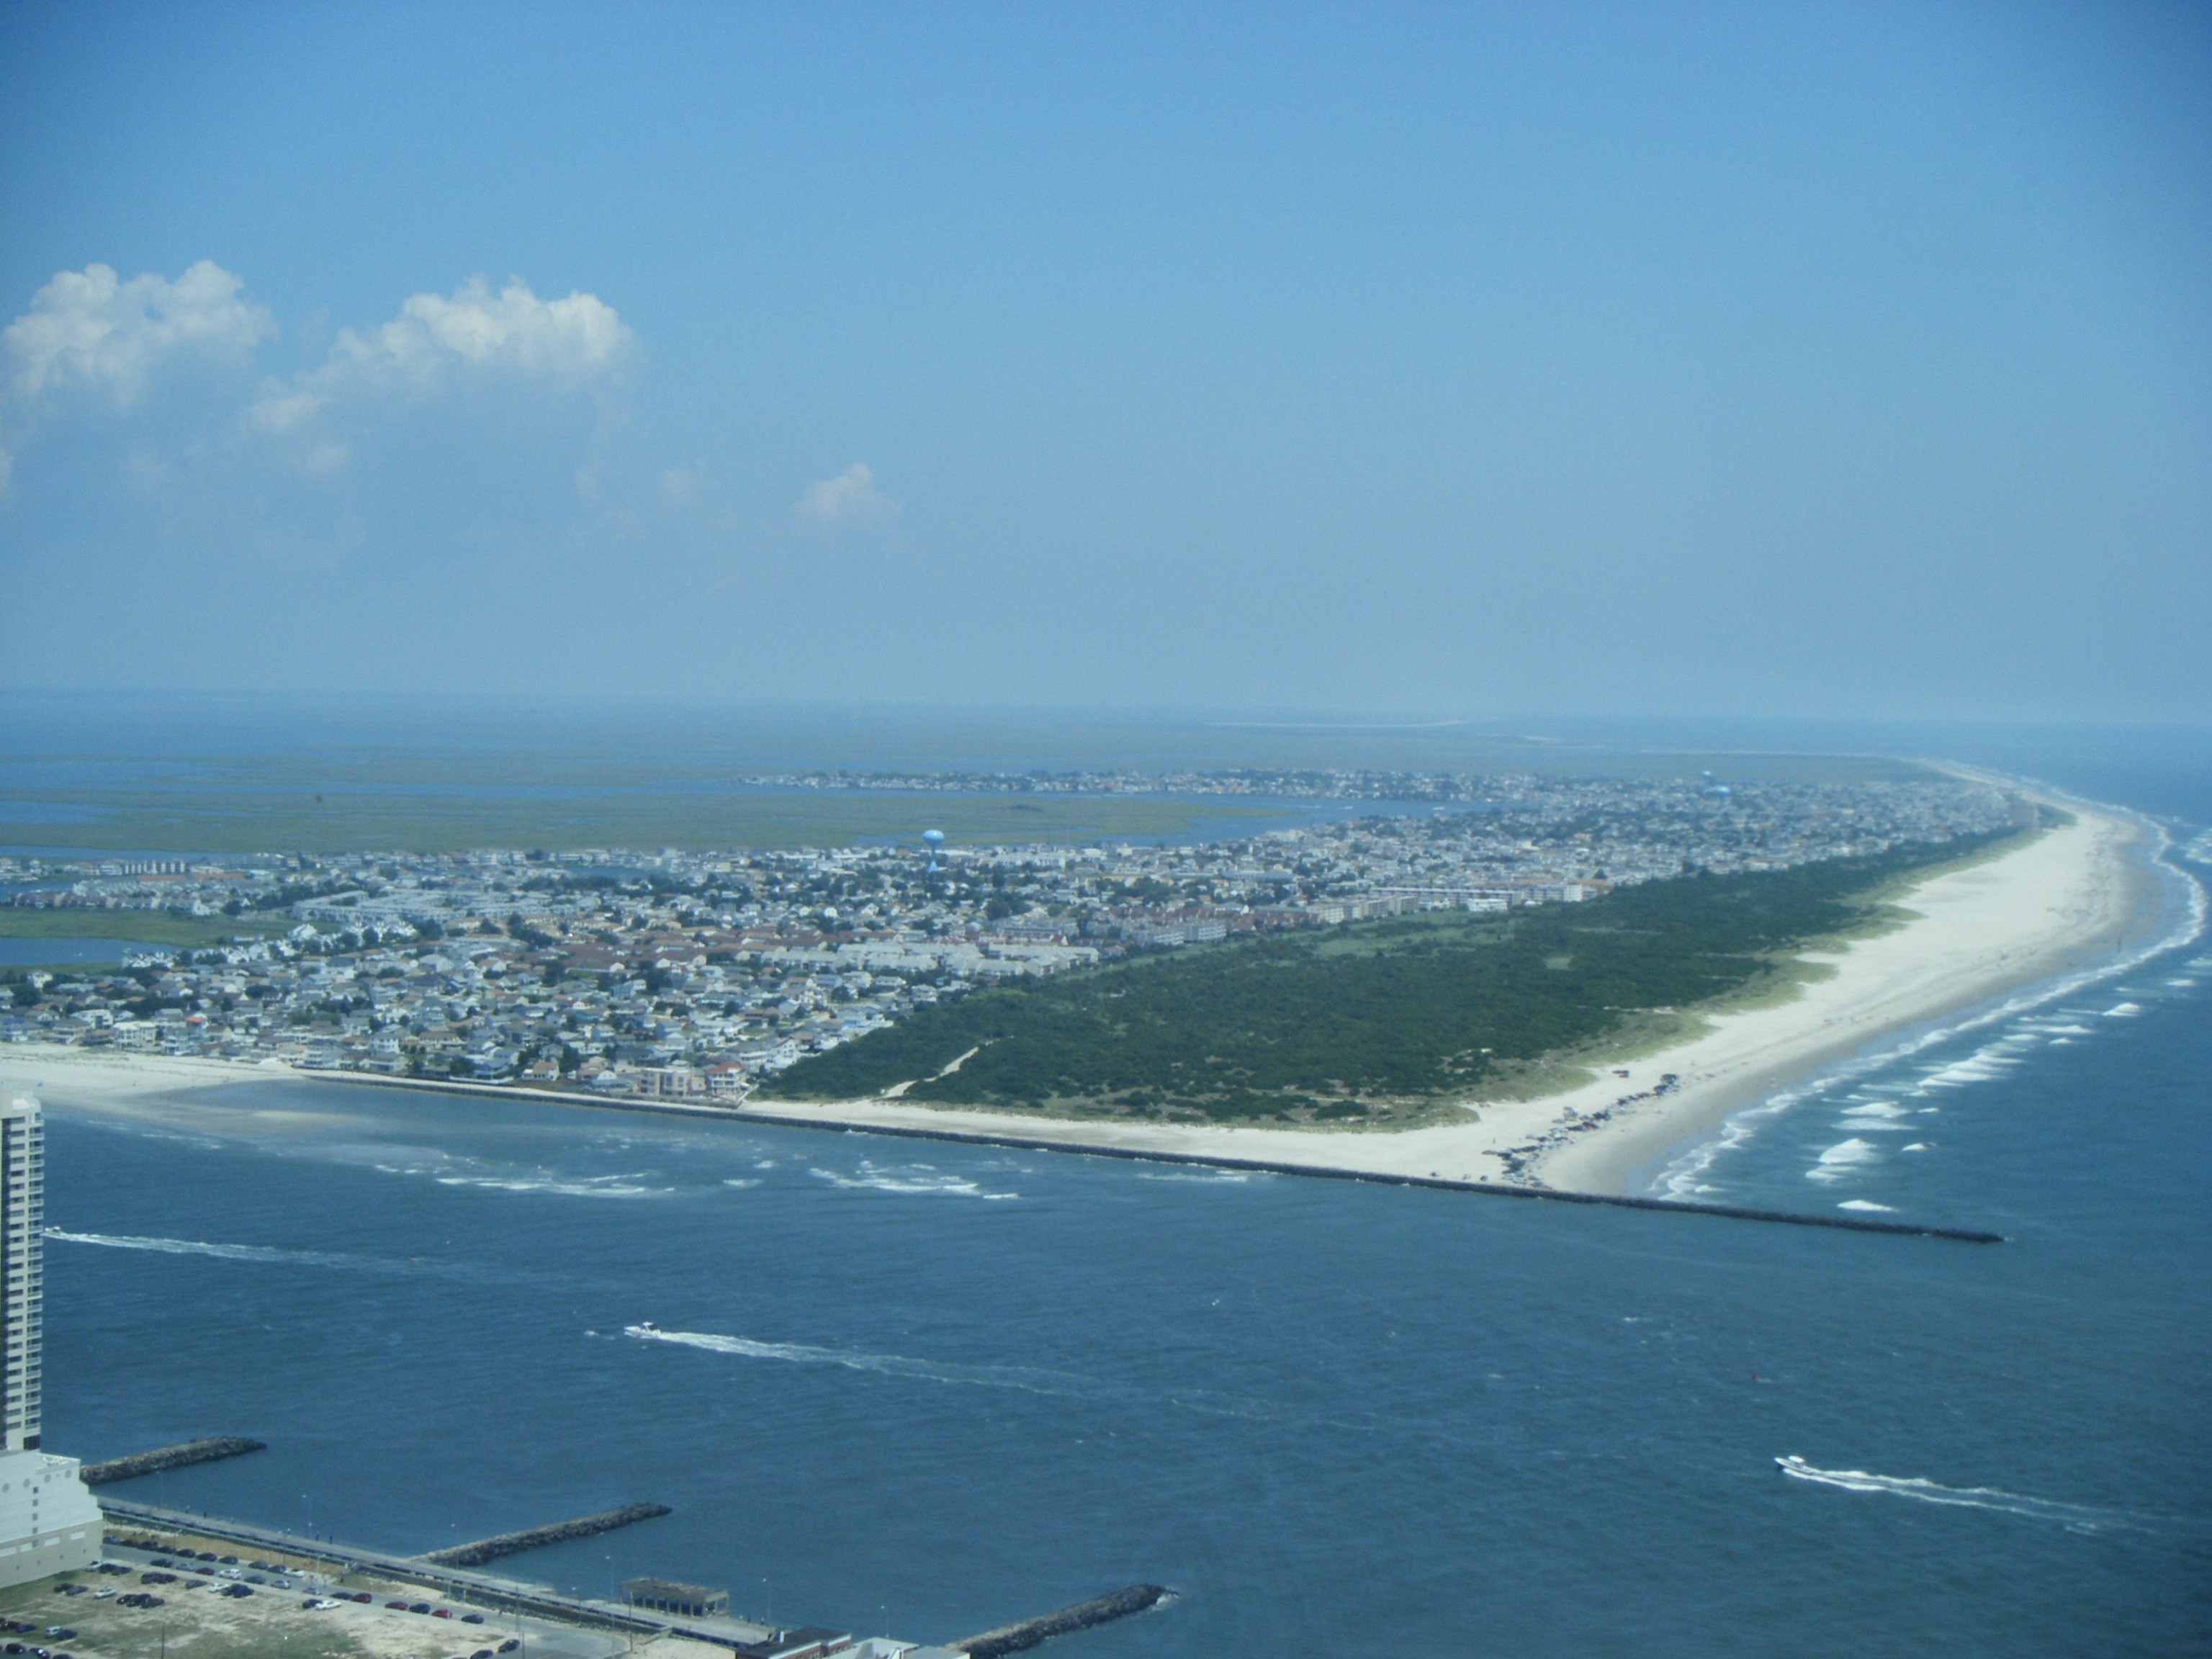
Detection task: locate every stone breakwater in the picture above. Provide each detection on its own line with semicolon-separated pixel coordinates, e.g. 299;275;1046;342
953;1583;1173;1657
80;1437;266;1485
417;1501;672;1566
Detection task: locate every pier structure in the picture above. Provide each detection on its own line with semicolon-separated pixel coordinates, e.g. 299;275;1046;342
622;1575;729;1617
96;1497;968;1655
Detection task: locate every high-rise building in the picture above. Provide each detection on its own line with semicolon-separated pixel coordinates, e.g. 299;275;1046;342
0;1096;99;1587
2;1092;44;1452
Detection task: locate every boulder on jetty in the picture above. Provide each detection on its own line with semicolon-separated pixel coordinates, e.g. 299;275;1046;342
953;1584;1172;1657
419;1502;672;1567
81;1438;266;1486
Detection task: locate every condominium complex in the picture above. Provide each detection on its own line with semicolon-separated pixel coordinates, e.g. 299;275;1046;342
2;1095;41;1453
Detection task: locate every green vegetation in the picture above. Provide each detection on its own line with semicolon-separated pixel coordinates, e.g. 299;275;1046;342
761;829;2020;1124
0;724;1936;855
0;787;1263;855
0;907;280;947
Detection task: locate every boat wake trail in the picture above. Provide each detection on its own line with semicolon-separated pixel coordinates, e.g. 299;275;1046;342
624;1324;1095;1397
46;1228;385;1272
42;1227;495;1283
1774;1456;2152;1533
622;1324;1479;1447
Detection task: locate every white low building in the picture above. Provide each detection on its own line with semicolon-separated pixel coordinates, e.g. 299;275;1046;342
0;1450;102;1587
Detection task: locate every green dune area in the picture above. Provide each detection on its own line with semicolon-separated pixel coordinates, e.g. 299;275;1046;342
760;828;2023;1125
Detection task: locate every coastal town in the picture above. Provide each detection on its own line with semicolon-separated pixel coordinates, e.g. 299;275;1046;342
0;771;2017;1099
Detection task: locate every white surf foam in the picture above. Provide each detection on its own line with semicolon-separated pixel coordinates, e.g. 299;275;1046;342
1836;1200;1894;1213
354;1141;677;1199
1650;811;2207;1201
1136;1169;1260;1184
1805;1138;1879;1182
1776;1457;2148;1532
1916;1046;2021;1089
2103;1002;2143;1017
433;1174;673;1198
809;1161;1018;1200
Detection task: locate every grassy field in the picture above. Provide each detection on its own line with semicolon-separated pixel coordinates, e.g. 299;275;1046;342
2;717;1938;857
760;824;2028;1125
0;788;1273;855
0;907;281;947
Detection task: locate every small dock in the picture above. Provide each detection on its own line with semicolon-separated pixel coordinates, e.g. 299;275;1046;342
418;1501;673;1566
80;1437;266;1486
953;1584;1173;1657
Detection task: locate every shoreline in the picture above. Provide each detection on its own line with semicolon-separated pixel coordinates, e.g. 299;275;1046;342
0;1046;2003;1239
729;793;2167;1198
2;791;2175;1215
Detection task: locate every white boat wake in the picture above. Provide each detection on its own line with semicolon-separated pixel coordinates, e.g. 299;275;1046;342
623;1323;1089;1395
1773;1455;2150;1533
42;1226;514;1284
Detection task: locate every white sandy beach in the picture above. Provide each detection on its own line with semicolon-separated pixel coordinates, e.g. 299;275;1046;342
747;798;2159;1196
3;796;2159;1200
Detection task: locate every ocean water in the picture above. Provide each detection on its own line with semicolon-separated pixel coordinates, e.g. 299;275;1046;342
23;746;2212;1656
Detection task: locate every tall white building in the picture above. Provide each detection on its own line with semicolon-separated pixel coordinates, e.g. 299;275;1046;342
0;1096;99;1587
2;1094;44;1452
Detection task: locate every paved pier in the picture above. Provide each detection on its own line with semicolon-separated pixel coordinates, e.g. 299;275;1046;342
94;1496;696;1640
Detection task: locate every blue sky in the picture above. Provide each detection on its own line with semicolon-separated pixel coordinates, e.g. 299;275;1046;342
1;1;2206;721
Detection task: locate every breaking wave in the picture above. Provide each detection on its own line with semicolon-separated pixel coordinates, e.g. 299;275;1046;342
1651;808;2206;1202
809;1161;1018;1200
1804;1138;1879;1182
428;1172;674;1199
1135;1169;1263;1184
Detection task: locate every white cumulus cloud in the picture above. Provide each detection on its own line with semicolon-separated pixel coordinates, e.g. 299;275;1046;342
797;462;897;526
292;276;631;405
3;261;274;405
243;276;636;470
1;263;633;499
